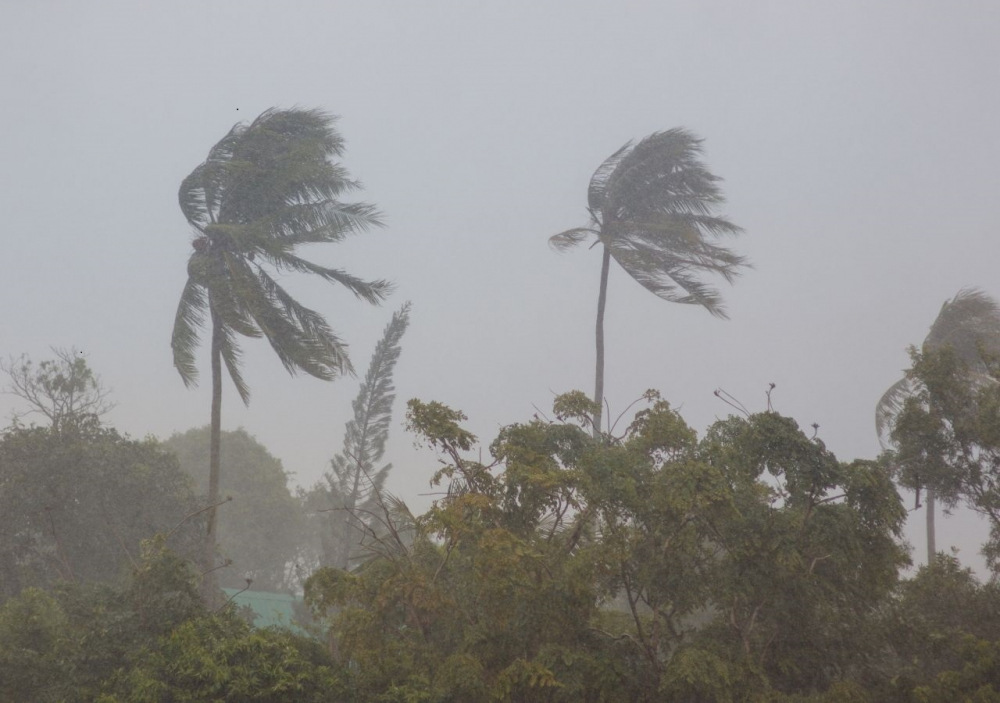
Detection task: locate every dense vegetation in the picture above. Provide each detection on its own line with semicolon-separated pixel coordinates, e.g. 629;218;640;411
6;106;1000;700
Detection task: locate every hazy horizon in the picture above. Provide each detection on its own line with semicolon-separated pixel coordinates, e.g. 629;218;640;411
4;1;1000;575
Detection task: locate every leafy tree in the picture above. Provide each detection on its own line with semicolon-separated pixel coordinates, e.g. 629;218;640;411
163;427;305;591
305;392;906;701
170;107;391;592
0;347;114;431
0;423;200;602
305;302;411;570
876;288;1000;562
550;130;748;436
0;537;341;702
879;553;1000;694
889;344;1000;574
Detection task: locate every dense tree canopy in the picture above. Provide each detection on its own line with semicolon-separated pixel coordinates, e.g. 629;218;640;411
0;422;200;602
304;392;908;701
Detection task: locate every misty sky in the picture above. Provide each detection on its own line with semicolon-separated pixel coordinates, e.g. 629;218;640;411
3;1;1000;573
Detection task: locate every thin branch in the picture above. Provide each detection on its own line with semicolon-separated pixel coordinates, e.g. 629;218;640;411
216;578;254;614
808;554;833;575
167;496;233;539
609;395;648;435
713;388;750;417
201;557;233;576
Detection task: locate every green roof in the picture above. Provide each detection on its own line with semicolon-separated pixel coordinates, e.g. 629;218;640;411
221;588;306;634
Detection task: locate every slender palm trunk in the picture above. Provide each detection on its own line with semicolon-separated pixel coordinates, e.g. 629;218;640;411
203;311;223;599
593;245;612;438
926;487;937;565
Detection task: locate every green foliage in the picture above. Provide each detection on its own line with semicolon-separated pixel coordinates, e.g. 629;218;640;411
886;345;1000;571
101;615;343;702
406;399;477;453
306;392;908;701
163;427;305;591
0;422;200;601
0;537;339;702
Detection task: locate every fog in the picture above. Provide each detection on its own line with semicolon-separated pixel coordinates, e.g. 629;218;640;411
3;0;1000;580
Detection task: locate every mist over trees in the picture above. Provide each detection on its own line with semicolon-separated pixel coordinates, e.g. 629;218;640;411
5;94;1000;700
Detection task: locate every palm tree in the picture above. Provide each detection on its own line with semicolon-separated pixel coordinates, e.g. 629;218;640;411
876;288;1000;564
171;108;391;593
550;129;748;437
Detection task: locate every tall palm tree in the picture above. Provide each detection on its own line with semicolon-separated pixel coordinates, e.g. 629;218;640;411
171;108;391;592
876;287;1000;564
550;129;748;437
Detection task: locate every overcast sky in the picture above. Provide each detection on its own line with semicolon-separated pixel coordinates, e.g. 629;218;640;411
3;0;999;573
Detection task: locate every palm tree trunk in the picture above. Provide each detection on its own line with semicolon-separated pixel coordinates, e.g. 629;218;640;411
203;311;224;600
926;487;937;565
593;245;612;438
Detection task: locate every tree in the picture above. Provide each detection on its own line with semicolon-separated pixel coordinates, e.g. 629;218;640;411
876;288;1000;563
305;392;906;701
550;130;748;436
170;107;391;593
0;537;342;702
163;427;306;591
0;423;200;602
0;347;114;431
306;302;411;570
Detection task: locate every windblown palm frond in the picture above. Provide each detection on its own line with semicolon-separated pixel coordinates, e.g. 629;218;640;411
551;129;748;317
171;107;390;402
924;288;1000;361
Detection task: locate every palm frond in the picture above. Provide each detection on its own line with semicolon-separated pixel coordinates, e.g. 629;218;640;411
218;323;251;406
171;278;208;387
173;107;390;400
548;227;595;253
588;141;632;212
271;253;393;305
875;288;1000;447
609;241;731;318
875;375;918;449
926;287;1000;364
557;128;747;317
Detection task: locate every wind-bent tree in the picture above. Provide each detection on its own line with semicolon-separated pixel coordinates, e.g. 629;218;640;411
876;287;1000;563
550;129;748;437
171;108;390;592
310;302;411;570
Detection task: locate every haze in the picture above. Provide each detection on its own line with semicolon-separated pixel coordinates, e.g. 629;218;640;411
3;1;999;574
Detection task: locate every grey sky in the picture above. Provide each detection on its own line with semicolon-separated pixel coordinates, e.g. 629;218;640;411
3;1;999;573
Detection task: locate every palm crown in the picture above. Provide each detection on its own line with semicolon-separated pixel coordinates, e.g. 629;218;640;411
876;287;1000;448
171;108;391;402
550;128;747;317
